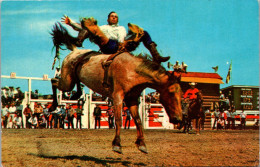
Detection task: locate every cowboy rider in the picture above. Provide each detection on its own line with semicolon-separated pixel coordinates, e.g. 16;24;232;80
182;82;200;115
61;11;170;64
183;82;200;101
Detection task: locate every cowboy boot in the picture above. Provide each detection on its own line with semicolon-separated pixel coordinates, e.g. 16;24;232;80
127;23;144;42
81;17;109;46
148;43;170;63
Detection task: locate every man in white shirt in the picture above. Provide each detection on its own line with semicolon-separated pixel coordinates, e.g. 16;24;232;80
62;11;170;64
224;109;231;129
28;114;38;128
8;103;16;128
52;105;61;128
14;115;22;129
240;110;247;130
1;104;9;128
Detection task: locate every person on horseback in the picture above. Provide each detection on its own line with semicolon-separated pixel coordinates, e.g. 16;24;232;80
61;11;170;64
182;82;200;119
184;82;200;100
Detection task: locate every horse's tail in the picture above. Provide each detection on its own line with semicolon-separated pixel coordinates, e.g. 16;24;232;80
50;22;78;52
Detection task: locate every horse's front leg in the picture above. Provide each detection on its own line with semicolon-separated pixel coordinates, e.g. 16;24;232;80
70;82;82;100
49;78;59;112
112;98;123;154
129;105;148;154
49;67;76;111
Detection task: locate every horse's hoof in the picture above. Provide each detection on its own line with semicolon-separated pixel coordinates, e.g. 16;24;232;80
112;146;122;154
138;146;148;154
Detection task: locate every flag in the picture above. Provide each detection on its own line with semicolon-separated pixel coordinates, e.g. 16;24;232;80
226;62;232;84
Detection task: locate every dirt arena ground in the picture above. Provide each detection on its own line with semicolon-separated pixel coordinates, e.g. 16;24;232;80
1;129;259;167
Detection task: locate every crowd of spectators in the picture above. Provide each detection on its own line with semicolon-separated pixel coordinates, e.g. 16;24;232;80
2;101;85;129
1;86;24;106
145;91;160;104
212;91;250;130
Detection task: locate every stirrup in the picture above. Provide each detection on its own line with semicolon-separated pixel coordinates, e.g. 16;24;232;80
102;60;113;68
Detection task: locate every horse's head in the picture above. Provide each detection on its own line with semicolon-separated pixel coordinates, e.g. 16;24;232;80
159;72;182;124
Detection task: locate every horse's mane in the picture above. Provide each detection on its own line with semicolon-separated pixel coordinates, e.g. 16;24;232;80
135;53;168;78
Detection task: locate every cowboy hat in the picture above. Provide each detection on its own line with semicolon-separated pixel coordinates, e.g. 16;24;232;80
189;82;196;86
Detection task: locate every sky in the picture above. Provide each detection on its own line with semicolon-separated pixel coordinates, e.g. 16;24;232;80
1;0;259;95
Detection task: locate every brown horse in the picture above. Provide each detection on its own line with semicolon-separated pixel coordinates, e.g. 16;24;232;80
49;23;182;154
183;91;204;135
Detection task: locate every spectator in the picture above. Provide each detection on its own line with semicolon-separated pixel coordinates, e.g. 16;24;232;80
76;105;84;129
15;87;24;102
43;104;50;128
225;97;230;109
8;86;15;104
39;114;47;129
33;89;39;99
52;105;61;128
1;87;9;106
153;92;160;103
70;91;77;100
106;98;113;107
1;104;9;128
67;104;75;129
63;92;71;100
77;98;85;109
212;108;220;130
124;108;131;129
8;103;16;128
220;111;226;129
15;102;24;128
59;104;66;129
93;104;102;129
224;109;231;129
34;103;43;125
219;91;225;99
23;104;32;129
217;117;225;130
240;110;247;130
230;107;237;130
253;120;259;130
13;113;22;129
28;113;38;128
145;93;152;103
107;107;114;129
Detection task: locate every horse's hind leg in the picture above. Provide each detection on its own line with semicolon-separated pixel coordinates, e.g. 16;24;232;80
196;118;201;135
194;118;200;135
125;95;148;154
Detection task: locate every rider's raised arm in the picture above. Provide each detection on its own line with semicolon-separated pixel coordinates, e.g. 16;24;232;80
61;15;82;31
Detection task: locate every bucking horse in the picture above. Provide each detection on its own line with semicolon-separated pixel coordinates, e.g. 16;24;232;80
49;22;182;154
